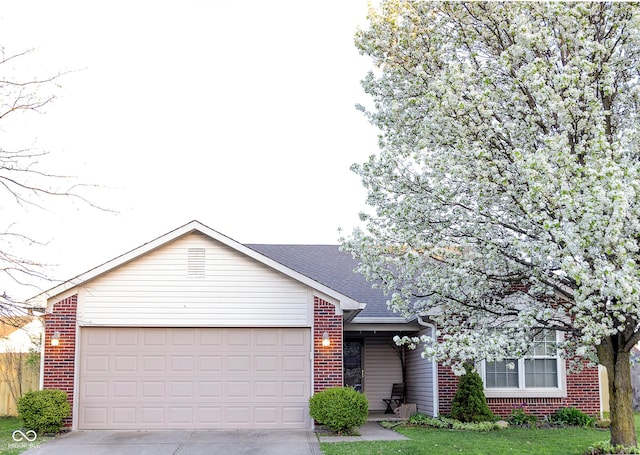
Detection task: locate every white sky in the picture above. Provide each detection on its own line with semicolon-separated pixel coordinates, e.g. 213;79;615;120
0;1;380;300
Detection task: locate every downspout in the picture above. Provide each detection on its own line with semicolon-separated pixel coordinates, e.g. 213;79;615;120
39;319;45;390
418;317;439;418
598;365;604;420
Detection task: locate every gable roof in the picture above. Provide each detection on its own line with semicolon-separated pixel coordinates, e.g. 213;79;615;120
35;221;365;313
246;244;399;319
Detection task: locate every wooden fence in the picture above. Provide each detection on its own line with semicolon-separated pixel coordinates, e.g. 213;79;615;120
633;362;640;412
0;354;39;416
600;363;640;414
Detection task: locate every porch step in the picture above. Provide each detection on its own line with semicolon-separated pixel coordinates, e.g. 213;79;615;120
367;411;405;422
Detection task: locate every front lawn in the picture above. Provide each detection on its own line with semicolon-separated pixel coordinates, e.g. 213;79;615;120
320;415;640;455
0;417;52;455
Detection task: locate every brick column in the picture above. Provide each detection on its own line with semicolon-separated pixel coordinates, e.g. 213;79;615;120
313;296;343;392
43;295;77;428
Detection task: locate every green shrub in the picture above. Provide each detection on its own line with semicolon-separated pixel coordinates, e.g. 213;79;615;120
17;389;70;434
588;440;640;454
407;413;501;431
309;387;368;434
549;407;595;427
450;363;494;422
508;407;538;426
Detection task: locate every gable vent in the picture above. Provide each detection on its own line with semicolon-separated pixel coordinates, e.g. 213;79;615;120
188;248;206;277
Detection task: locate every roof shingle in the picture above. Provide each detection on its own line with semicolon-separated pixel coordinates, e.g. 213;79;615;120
246;244;400;319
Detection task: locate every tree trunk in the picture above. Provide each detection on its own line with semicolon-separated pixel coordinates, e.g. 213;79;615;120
598;340;638;447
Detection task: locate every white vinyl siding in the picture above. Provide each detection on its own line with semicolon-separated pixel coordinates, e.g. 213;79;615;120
78;233;311;326
361;336;403;412
405;327;435;416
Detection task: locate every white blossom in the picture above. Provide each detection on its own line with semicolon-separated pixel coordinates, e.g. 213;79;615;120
344;1;640;446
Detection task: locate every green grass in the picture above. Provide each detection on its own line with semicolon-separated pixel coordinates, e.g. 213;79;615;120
0;416;52;455
320;415;640;455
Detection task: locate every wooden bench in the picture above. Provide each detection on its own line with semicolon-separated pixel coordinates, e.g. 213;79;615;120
382;383;405;414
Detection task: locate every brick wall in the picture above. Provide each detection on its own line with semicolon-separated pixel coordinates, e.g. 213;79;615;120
313;296;343;392
438;359;600;418
43;294;77;428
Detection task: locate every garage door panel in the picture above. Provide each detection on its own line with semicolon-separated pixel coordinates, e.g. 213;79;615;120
140;407;164;424
85;329;110;347
226;355;251;372
197;407;222;424
143;330;167;346
112;407;135;425
198;381;221;398
283;330;307;347
114;356;137;372
226;331;251;348
255;355;279;372
282;407;307;424
254;407;278;423
79;328;311;429
115;330;138;346
141;381;164;398
84;381;108;399
83;408;107;427
282;381;307;399
282;355;307;373
113;381;136;398
169;407;193;424
199;330;223;346
199;355;222;371
142;356;165;372
169;381;193;398
171;330;195;346
226;406;251;424
170;355;195;371
85;355;109;372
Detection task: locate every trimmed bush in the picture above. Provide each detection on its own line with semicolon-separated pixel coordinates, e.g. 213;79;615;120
450;363;494;423
17;389;70;434
549;407;595;427
508;407;538;426
309;387;368;434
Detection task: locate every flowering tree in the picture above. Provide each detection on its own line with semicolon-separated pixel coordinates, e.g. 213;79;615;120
343;1;640;447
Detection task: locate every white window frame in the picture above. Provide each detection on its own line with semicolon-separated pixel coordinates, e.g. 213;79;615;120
479;331;567;398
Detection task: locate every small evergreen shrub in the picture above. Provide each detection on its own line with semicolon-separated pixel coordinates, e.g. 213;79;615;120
309;387;368;435
17;389;70;434
549;407;595;427
450;363;494;422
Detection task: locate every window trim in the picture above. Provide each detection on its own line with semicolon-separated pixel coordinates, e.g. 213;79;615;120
479;331;567;398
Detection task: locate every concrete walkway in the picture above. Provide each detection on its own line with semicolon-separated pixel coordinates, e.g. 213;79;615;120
316;421;408;443
20;429;322;455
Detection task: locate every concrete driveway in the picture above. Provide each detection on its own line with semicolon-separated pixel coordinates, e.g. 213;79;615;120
20;429;322;455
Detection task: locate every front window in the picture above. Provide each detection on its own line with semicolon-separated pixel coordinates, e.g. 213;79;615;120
481;330;565;398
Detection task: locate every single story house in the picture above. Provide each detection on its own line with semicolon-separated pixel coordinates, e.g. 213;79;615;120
37;220;601;430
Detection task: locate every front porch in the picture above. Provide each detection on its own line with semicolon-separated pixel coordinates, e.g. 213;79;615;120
342;322;437;418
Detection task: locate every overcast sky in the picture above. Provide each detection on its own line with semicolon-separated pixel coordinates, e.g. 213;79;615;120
0;1;381;300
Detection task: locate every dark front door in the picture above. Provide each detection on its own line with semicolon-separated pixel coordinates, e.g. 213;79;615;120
344;339;363;391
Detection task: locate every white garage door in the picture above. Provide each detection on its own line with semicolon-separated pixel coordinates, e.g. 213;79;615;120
78;327;311;429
